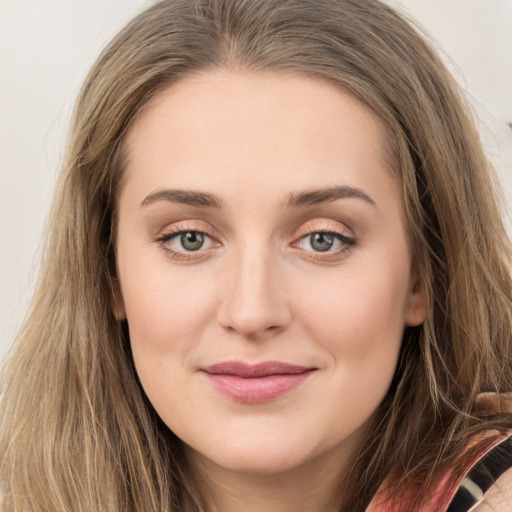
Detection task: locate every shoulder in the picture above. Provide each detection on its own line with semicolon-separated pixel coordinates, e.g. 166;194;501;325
367;434;512;512
470;467;512;511
448;435;512;512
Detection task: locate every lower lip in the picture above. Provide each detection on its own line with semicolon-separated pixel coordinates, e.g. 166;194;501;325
203;371;314;403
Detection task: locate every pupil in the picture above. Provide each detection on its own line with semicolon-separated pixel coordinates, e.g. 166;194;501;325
311;233;334;252
181;232;204;251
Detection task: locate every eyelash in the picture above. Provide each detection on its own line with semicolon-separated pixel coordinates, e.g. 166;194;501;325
154;227;218;260
293;228;357;260
153;224;357;261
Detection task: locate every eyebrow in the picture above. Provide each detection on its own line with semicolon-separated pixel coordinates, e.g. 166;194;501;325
140;185;375;210
285;186;376;208
141;189;222;208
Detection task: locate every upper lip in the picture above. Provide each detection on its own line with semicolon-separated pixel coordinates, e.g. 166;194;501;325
201;361;316;378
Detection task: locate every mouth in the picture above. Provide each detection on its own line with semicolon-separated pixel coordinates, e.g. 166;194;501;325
201;361;317;404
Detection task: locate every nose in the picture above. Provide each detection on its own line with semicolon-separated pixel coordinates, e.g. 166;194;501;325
216;246;292;340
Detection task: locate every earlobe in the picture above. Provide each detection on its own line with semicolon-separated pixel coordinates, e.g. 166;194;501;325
404;271;427;327
111;277;127;321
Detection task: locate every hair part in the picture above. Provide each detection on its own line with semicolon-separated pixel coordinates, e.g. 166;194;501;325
1;0;511;510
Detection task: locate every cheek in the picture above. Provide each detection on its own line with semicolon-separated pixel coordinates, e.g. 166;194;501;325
121;259;216;342
293;266;407;426
117;257;221;411
121;266;219;420
294;263;408;363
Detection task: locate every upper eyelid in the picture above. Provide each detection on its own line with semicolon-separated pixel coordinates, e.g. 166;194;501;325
293;231;355;247
299;226;350;236
155;229;217;246
157;226;212;237
154;220;219;238
293;219;353;237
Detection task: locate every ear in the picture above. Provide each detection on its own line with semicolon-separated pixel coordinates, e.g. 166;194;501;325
111;277;127;321
404;269;427;327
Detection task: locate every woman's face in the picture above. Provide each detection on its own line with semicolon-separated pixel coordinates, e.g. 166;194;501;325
114;70;426;478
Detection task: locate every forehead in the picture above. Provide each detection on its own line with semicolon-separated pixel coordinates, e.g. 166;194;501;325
120;69;398;210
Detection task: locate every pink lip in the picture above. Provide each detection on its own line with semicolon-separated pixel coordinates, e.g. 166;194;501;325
201;361;316;403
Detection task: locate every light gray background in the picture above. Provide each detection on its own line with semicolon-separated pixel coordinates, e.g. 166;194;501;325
1;0;511;362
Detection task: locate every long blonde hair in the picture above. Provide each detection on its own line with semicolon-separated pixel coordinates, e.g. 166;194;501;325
1;0;511;510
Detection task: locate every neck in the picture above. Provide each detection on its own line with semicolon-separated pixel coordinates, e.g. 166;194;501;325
183;446;351;512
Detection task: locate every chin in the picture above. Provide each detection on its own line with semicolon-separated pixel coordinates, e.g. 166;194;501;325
182;426;343;478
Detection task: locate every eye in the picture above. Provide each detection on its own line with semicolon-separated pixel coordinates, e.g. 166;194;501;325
178;231;206;251
293;229;356;256
163;230;212;252
154;228;219;259
307;232;338;252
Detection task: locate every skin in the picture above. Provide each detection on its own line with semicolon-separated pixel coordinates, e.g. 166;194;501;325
114;69;427;512
474;470;512;511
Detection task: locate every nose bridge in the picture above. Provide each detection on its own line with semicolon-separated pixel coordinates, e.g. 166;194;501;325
217;238;290;338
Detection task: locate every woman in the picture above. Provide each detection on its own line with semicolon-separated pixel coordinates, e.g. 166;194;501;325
1;0;511;510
